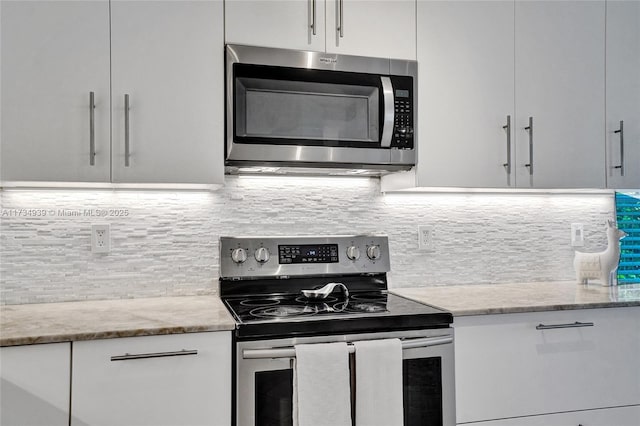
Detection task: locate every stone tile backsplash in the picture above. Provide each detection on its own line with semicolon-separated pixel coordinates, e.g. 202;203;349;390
0;176;614;304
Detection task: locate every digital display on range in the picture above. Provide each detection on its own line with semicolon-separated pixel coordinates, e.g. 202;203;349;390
279;244;339;264
395;89;410;98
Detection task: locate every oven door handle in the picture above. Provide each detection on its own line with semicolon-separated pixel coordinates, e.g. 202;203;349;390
402;336;453;350
242;335;453;360
380;76;395;148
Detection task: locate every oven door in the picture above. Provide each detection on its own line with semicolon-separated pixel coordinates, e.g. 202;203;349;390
235;328;455;426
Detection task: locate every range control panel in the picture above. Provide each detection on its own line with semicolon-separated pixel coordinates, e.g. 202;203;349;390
220;235;390;279
279;244;339;264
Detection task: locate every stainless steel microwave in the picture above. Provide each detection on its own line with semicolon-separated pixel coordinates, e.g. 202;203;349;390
225;44;417;175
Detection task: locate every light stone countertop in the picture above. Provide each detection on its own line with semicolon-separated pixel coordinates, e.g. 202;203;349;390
3;282;639;346
392;281;640;317
0;296;236;347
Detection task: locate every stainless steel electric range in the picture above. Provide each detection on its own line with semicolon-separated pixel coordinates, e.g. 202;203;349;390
219;235;455;426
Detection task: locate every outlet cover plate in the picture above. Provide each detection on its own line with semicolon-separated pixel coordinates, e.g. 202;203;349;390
91;223;111;253
571;223;584;247
418;225;435;251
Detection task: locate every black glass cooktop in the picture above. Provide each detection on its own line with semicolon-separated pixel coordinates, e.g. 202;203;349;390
223;291;452;340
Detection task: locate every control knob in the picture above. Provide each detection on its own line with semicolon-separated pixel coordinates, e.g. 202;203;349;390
366;245;381;261
254;247;270;264
231;248;248;264
346;246;360;261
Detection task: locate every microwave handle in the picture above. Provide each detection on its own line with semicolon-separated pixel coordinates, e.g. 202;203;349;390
380;76;395;148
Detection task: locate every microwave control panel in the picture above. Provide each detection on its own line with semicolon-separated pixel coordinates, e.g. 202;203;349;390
391;76;414;150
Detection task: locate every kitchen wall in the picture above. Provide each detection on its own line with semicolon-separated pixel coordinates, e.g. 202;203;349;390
0;176;614;304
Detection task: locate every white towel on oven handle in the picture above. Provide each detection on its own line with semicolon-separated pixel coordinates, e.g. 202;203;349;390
353;338;404;426
293;341;352;426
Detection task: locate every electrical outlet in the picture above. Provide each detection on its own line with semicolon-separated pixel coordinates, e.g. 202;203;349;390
418;225;435;251
91;223;110;253
571;223;584;247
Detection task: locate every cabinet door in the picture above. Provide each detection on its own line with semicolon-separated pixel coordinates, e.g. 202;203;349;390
515;0;606;189
71;332;231;426
454;307;640;423
225;0;326;52
468;405;640;426
606;0;640;189
0;343;71;426
325;0;416;60
415;1;514;188
0;0;110;183
110;0;224;185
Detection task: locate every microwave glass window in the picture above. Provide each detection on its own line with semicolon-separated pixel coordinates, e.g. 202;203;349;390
236;77;379;143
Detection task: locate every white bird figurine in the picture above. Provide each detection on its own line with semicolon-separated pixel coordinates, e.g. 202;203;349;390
574;220;627;286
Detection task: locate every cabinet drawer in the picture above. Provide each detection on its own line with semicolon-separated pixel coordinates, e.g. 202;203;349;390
454;307;640;423
71;332;231;426
0;343;70;426
464;404;640;426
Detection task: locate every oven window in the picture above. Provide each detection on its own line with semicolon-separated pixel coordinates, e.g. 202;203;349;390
255;369;293;426
253;359;443;426
403;357;443;426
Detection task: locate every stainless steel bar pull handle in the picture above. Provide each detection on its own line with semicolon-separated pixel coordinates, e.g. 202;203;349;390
502;115;511;174
89;92;96;166
111;349;198;361
124;94;130;167
536;321;594;330
337;0;344;38
524;116;533;175
310;0;316;36
401;336;453;349
614;120;624;176
242;336;453;360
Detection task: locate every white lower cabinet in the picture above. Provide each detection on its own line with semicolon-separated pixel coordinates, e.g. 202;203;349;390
454;307;640;425
467;405;640;426
71;332;231;426
0;342;71;426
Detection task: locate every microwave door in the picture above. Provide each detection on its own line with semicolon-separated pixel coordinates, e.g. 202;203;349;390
232;64;383;149
380;76;395;148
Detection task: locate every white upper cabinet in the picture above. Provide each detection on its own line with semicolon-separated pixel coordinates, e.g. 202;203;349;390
415;0;515;188
514;0;606;189
606;0;640;189
225;0;326;52
0;0;111;183
225;0;416;60
385;0;612;191
325;0;416;60
110;1;224;185
1;0;224;187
